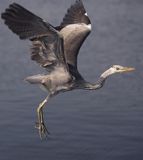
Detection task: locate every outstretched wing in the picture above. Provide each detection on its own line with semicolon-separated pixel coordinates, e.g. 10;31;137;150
56;0;91;68
1;3;67;71
1;3;55;40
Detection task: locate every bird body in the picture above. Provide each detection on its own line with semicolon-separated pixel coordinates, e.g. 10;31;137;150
26;66;72;93
1;0;135;139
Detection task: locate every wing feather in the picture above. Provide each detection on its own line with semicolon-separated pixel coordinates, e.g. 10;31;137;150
1;3;55;40
1;3;68;72
60;0;90;27
57;0;91;69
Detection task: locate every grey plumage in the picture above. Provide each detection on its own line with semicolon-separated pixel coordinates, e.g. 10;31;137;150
57;0;91;68
1;3;55;39
1;0;135;139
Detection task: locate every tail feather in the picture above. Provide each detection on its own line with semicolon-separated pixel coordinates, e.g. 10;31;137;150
25;74;47;84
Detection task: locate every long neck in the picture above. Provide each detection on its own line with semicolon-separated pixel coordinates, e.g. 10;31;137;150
84;68;113;90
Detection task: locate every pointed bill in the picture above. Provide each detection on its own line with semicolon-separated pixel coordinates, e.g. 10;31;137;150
121;67;135;73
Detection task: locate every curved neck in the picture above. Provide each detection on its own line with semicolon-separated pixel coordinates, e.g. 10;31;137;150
83;68;113;90
101;68;114;79
84;77;105;90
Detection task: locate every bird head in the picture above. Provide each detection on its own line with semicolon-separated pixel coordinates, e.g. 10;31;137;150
110;65;135;74
101;65;135;78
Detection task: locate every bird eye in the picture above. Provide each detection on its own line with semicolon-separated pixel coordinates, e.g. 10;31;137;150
116;67;120;70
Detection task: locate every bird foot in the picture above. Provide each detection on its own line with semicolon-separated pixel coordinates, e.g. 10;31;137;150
35;122;50;139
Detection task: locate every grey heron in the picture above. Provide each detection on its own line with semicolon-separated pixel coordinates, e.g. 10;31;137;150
1;0;135;139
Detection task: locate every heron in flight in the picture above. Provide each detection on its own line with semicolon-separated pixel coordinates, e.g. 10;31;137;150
1;0;135;139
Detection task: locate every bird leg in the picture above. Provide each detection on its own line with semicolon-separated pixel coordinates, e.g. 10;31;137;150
35;95;50;139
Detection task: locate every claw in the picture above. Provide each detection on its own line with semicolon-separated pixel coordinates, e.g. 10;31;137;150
36;95;52;139
35;122;50;139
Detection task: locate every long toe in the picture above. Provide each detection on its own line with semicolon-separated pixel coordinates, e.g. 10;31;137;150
35;122;40;129
35;122;50;139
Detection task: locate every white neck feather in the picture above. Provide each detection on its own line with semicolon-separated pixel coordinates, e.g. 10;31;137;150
101;68;115;79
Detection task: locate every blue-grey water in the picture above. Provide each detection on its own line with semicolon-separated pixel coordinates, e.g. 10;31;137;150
0;0;143;160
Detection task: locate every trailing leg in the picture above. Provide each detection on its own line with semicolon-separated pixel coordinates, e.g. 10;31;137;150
35;94;51;139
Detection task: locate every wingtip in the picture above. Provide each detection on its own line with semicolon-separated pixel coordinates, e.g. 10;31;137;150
1;12;5;20
1;2;18;20
76;0;82;3
75;0;84;6
1;5;8;20
1;10;11;20
9;2;22;8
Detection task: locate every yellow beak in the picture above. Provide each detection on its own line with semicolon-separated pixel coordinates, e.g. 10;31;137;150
121;67;135;73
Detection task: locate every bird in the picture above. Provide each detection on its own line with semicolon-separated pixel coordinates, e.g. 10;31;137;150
1;0;135;139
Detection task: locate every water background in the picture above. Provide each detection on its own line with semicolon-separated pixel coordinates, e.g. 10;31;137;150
0;0;143;160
